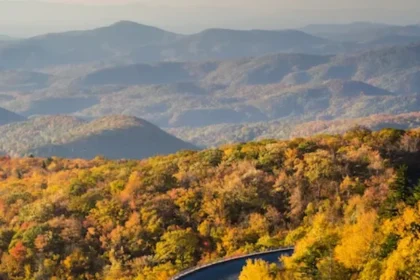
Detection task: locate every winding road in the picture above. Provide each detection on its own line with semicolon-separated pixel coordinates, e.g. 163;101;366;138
172;247;294;280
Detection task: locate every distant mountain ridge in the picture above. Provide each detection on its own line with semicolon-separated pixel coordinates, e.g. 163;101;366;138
140;28;332;62
0;21;340;69
76;42;420;91
0;115;196;159
290;112;420;137
0;21;179;69
170;112;420;148
0;70;52;91
1;21;420;70
301;22;420;43
0;35;16;41
0;107;25;125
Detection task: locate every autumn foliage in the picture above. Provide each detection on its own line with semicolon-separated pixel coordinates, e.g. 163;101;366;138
0;127;419;279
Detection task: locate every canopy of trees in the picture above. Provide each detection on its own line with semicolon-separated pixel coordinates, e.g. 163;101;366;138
0;127;419;279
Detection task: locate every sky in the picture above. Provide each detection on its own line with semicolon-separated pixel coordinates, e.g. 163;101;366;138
1;0;420;37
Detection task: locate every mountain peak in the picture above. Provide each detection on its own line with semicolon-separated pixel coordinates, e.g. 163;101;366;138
109;20;150;28
112;20;139;26
104;20;170;33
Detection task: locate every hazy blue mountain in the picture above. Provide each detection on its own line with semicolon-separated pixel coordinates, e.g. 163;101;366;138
0;107;26;125
0;70;52;91
0;22;342;69
301;22;394;41
302;22;420;46
301;43;420;93
63;42;420;136
364;35;420;46
0;35;16;41
79;62;218;87
1;26;420;148
78;53;330;88
0;43;52;69
138;28;334;61
0;115;197;159
78;43;420;92
1;21;420;70
290;112;420;138
21;97;99;116
0;21;180;68
25;21;179;53
201;53;332;86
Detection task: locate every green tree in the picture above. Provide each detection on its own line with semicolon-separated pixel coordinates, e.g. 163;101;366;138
155;229;199;269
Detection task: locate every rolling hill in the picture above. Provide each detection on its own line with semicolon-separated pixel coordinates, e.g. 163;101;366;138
170;112;420;148
277;43;420;93
0;70;52;91
3;42;420;137
77;42;420;92
0;107;25;125
77;53;331;88
290;112;420;137
77;76;415;129
301;22;420;43
0;115;196;159
79;61;218;87
130;28;335;62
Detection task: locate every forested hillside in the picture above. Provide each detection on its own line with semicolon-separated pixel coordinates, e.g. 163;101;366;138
0;127;419;279
0;115;196;159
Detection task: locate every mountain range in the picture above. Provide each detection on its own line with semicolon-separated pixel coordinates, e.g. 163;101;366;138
1;21;420;154
290;112;420;137
65;44;420;130
3;21;420;70
301;22;420;44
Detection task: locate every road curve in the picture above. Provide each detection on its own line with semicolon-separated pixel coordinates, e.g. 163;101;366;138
171;247;294;280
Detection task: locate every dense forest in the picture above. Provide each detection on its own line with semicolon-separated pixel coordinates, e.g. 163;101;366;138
0;127;419;279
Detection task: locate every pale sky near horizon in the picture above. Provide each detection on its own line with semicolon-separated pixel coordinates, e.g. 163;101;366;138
1;0;420;36
27;0;420;9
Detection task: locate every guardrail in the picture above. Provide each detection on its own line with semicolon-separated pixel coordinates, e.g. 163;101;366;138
171;247;294;280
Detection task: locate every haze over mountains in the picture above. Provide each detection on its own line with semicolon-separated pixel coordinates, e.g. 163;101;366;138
0;35;15;41
1;20;420;157
301;22;420;42
0;21;336;69
2;0;420;36
1;21;420;69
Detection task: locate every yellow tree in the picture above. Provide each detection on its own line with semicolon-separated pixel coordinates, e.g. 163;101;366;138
381;204;420;280
282;209;339;279
239;259;274;280
335;210;379;270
